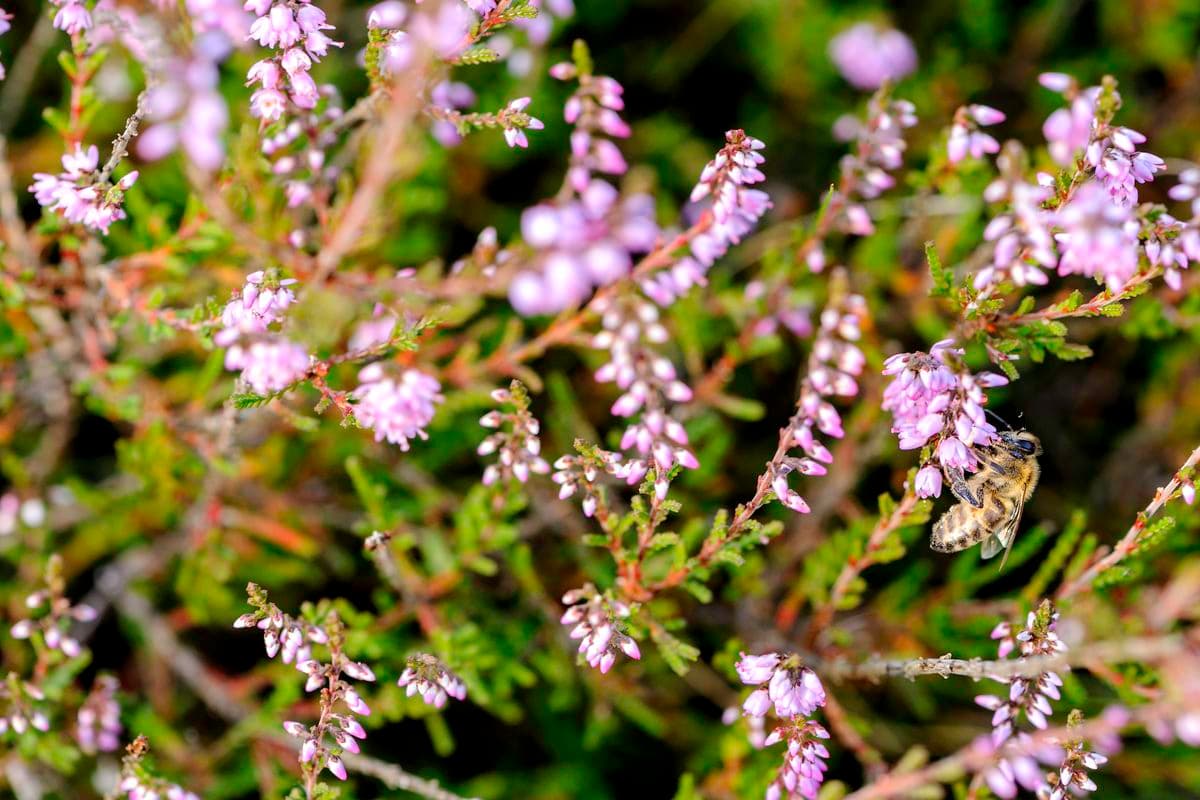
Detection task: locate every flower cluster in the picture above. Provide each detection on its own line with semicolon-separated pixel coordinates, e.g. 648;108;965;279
736;653;830;800
188;0;252;41
769;290;866;514
1054;182;1143;292
816;91;917;270
236;585;373;783
549;59;630;192
216;271;310;394
0;679;50;736
975;143;1056;290
76;675;122;755
260;89;343;212
508;180;658;316
397;653;467;709
1039;724;1107;800
552;444;639;518
976;603;1068;744
138;40;233;172
560;584;641;673
352;364;443;449
882;339;1007;497
1039;74;1163;206
505;62;649;313
948;104;1005;164
245;0;342;121
828;22;916;90
592;295;697;498
479;382;550;486
11;569;97;659
29;145;138;234
0;492;45;536
645;130;771;305
51;0;91;35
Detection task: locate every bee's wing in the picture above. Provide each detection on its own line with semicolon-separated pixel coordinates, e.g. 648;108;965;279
982;501;1024;570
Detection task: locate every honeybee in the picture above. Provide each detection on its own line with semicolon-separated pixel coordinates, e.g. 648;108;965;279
930;429;1042;570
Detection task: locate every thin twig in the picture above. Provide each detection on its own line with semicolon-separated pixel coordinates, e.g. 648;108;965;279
820;634;1187;683
1057;442;1200;600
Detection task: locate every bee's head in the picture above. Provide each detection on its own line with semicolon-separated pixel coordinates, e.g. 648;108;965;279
999;430;1041;458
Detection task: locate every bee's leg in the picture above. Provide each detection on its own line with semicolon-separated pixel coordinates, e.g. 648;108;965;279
978;454;1016;476
946;467;983;508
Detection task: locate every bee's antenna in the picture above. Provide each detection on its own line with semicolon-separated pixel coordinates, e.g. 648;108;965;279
984;407;1014;431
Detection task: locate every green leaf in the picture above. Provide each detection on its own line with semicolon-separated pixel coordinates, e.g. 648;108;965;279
926;241;954;298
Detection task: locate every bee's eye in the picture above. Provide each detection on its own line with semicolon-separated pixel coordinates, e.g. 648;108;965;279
1015;439;1036;455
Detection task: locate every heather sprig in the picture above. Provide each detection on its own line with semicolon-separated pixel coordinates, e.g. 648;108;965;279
235;584;375;790
736;653;831;800
560;584;641;673
10;555;97;664
478;380;550;486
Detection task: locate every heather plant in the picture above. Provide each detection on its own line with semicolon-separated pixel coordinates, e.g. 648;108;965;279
2;2;1200;799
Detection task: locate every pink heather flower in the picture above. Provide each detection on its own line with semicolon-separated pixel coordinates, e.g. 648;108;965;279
347;305;398;353
975;146;1057;291
429;80;476;146
75;675;122;755
216;271;297;343
882;339;1006;493
561;585;641;673
139;51;231;171
397;654;467;708
352;365;443;449
187;0;252;42
28;145;137;234
408;1;473;59
479;385;550;485
245;0;341;123
820;93;917;254
509;180;658;316
501;96;544;149
737;652;830;800
1042;94;1095;166
238;586;372;783
232;339;309;394
914;465;943;498
737;653;826;720
1043;736;1107;799
555;69;630;191
552;447;639;517
948;104;1005;164
507;0;573;50
1054;183;1141;291
763;719;831;800
643;130;772;306
977;733;1056;799
0;493;45;536
769;293;866;514
13;583;95;661
52;0;92;35
976;603;1067;746
828;22;917;90
592;296;697;497
1088;128;1163;208
367;0;406;29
